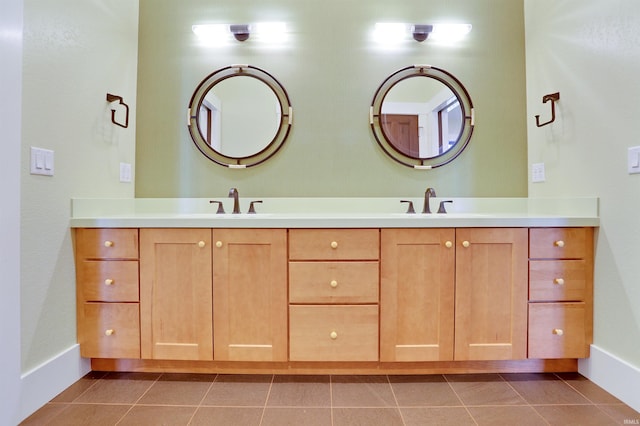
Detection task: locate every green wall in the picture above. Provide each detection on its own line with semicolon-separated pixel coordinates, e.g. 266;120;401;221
136;0;527;198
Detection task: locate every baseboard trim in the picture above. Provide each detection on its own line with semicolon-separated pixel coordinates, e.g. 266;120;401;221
579;344;640;412
19;344;90;423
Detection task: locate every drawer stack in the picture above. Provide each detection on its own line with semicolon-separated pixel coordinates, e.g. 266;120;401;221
288;229;380;361
75;228;140;358
528;228;594;359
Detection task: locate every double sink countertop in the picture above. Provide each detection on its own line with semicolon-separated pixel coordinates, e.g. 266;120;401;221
70;197;599;228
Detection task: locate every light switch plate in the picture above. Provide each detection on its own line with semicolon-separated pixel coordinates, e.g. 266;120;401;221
531;162;545;183
30;147;54;176
628;146;640;174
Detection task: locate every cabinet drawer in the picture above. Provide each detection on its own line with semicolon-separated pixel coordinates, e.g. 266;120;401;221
80;303;140;359
78;260;139;302
289;229;379;260
76;228;139;259
529;228;588;259
289;305;378;361
528;302;587;359
529;260;586;302
289;261;379;304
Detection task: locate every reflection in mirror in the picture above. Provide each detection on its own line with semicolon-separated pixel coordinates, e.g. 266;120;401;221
370;65;474;169
188;65;292;168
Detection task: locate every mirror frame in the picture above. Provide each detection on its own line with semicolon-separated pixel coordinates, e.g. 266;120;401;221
370;65;474;169
187;64;293;168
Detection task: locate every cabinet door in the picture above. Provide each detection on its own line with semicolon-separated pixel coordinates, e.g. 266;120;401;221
213;229;287;361
380;229;455;362
140;229;213;360
455;228;528;360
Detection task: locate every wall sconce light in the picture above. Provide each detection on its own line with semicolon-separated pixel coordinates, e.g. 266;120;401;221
192;22;286;43
374;23;472;44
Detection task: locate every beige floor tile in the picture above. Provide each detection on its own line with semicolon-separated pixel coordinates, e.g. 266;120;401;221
389;375;463;407
117;405;196;426
446;374;527;406
262;407;332;426
467;405;547;426
267;375;331;407
533;404;619;425
333;407;403;426
190;406;264;426
332;376;396;407
201;374;272;407
401;407;476;426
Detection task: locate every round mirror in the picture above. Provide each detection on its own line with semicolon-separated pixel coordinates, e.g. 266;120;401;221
188;65;293;168
370;65;474;169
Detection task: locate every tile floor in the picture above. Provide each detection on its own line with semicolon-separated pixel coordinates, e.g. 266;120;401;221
21;372;639;425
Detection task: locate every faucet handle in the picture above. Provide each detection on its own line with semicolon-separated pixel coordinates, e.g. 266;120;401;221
437;200;453;214
400;200;416;214
209;200;226;214
248;200;263;214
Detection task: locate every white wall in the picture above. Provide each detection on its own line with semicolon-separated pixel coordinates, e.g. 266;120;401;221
525;0;640;411
17;0;139;421
0;0;24;423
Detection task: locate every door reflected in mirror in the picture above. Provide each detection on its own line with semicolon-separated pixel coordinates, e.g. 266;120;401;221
381;77;462;158
370;65;474;169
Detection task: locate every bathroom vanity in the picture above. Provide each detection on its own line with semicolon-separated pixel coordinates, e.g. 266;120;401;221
71;197;598;374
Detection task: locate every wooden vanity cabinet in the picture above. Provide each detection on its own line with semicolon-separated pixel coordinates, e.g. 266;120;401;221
75;228;140;359
380;228;455;362
212;229;288;362
454;228;528;360
139;228;213;361
528;228;594;359
289;229;380;361
381;228;528;362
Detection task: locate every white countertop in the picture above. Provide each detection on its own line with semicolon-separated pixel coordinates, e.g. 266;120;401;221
69;197;599;228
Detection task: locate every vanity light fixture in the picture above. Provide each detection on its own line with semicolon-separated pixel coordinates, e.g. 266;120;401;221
374;22;472;43
192;22;286;43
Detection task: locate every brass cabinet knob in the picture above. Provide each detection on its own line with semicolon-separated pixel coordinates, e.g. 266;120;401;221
104;240;114;247
445;241;453;249
462;241;470;248
104;279;114;286
552;328;564;336
554;278;565;285
330;280;338;288
330;241;338;249
215;241;223;248
198;241;206;248
554;240;565;248
105;329;115;336
330;331;338;340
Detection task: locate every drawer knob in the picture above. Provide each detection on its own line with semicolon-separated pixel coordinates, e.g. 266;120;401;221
198;240;206;248
330;241;338;249
554;278;565;285
462;240;470;248
215;241;223;248
105;329;115;336
554;240;565;248
445;241;453;249
104;240;114;247
552;328;564;336
104;279;114;286
330;331;338;340
330;280;338;288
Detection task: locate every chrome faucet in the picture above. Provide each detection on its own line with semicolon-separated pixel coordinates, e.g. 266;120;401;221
228;187;241;214
423;187;436;214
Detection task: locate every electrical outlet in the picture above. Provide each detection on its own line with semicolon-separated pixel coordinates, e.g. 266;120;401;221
531;162;545;183
120;162;132;182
